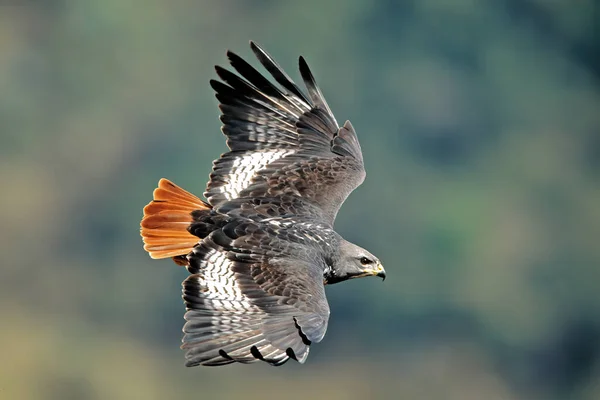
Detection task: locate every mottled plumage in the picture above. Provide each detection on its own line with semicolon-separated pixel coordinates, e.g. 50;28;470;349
140;42;385;367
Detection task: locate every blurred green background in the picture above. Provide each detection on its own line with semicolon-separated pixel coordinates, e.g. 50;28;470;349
1;1;599;399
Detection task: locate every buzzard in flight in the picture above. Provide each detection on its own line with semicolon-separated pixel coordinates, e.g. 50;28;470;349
140;42;385;367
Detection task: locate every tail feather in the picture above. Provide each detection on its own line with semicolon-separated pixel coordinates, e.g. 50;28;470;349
140;179;210;260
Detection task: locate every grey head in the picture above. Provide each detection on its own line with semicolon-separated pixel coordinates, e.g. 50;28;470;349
324;239;386;285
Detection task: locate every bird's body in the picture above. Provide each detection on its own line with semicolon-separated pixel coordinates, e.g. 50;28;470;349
140;42;385;367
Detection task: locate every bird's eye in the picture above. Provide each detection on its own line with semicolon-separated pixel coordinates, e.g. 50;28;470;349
360;257;372;265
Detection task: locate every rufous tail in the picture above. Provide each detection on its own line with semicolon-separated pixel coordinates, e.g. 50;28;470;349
140;178;210;262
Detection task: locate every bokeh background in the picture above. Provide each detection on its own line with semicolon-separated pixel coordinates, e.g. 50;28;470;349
2;1;599;399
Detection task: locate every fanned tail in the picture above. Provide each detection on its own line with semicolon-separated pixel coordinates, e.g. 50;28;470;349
140;179;210;262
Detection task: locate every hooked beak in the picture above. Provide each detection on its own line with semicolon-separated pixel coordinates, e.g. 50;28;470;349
375;261;386;281
363;261;386;281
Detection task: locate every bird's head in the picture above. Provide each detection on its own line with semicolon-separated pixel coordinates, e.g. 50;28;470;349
324;240;386;284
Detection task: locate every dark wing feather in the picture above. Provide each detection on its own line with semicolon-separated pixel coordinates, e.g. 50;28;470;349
204;42;365;224
249;41;311;105
213;195;326;222
298;56;337;126
181;221;330;366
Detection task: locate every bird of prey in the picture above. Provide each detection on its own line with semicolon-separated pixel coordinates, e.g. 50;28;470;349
140;41;385;367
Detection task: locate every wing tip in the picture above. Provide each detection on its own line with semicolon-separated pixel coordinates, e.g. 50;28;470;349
249;40;261;54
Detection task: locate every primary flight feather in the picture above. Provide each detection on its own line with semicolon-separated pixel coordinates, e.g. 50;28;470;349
140;41;385;367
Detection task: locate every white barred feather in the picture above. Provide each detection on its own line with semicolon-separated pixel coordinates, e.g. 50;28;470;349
216;150;293;200
192;249;256;312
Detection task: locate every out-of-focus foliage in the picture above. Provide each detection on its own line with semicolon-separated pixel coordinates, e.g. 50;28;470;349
1;1;599;399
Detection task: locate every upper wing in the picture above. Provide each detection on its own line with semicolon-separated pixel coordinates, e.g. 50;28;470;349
205;42;365;224
181;222;330;366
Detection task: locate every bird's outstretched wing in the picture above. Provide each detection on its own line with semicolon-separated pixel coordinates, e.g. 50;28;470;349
181;219;330;366
205;42;365;224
